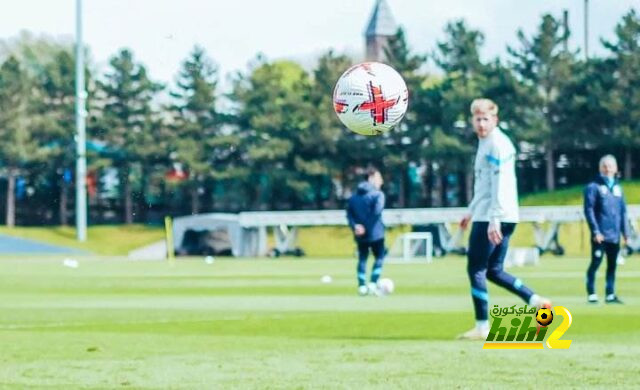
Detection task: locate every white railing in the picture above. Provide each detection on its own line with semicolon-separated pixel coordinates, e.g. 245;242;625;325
238;205;640;227
174;205;640;257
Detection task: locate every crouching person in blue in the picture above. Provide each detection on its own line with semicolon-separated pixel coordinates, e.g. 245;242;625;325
584;155;629;304
346;168;386;296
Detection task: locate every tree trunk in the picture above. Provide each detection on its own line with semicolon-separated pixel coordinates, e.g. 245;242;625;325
624;148;633;180
465;171;474;205
269;184;278;211
422;161;434;207
431;166;442;207
208;180;215;212
190;182;200;215
440;173;448;207
6;168;16;227
315;178;324;209
123;167;133;224
397;168;406;208
545;147;555;191
422;161;431;207
139;167;148;221
457;171;465;207
59;179;68;226
252;183;261;210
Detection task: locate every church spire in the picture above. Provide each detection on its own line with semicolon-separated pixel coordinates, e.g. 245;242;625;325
364;0;398;61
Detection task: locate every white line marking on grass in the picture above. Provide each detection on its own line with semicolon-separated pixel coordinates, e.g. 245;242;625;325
0;316;249;331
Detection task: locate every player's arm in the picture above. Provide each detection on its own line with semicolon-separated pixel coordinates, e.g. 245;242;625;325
364;191;384;229
487;146;513;244
461;166;478;229
347;198;365;236
467;194;479;216
461;191;479;230
372;191;385;217
620;192;630;241
583;185;601;240
346;199;356;231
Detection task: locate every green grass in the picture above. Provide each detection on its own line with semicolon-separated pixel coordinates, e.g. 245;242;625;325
297;225;411;257
0;225;164;256
300;222;594;257
1;256;639;388
0;221;606;258
521;180;640;206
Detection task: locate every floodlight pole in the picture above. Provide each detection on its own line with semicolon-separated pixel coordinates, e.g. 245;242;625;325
75;0;87;241
584;0;589;60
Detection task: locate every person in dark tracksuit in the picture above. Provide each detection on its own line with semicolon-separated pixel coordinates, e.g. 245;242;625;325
458;99;552;340
346;168;386;296
584;155;629;304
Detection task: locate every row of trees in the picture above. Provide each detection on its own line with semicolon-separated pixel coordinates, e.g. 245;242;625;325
0;10;639;226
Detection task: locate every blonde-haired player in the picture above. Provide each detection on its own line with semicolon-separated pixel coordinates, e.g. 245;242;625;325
458;98;551;340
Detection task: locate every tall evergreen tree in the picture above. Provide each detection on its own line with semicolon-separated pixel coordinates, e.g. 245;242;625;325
508;14;575;190
428;20;488;205
602;9;640;178
34;49;77;225
95;49;163;223
0;56;43;226
307;50;353;208
170;46;241;214
230;59;315;209
382;28;428;207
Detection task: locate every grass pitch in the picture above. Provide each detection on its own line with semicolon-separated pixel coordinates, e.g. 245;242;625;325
1;256;639;389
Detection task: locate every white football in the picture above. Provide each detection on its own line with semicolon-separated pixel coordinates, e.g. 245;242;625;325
333;62;408;136
377;278;394;295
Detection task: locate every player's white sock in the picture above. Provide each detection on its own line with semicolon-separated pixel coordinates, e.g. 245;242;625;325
476;320;489;331
529;294;551;308
529;294;541;307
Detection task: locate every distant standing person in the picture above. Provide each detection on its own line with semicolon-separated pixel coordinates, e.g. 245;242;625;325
584;155;629;304
459;98;551;340
346;168;386;296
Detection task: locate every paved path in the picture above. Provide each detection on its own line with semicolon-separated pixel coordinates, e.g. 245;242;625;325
0;234;86;254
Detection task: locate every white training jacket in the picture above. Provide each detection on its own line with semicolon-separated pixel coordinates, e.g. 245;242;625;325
468;127;519;225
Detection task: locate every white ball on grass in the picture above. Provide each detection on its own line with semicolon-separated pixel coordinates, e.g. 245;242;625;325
377;278;394;295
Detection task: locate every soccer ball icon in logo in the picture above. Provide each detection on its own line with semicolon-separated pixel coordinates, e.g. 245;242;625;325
536;307;554;326
333;62;408;136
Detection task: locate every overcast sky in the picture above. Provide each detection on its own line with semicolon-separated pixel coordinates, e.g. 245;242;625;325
1;0;637;88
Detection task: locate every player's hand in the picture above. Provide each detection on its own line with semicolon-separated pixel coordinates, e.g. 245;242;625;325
354;224;365;236
460;214;472;230
488;222;503;245
594;233;604;244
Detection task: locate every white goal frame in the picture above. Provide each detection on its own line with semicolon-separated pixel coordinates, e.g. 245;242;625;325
387;232;433;263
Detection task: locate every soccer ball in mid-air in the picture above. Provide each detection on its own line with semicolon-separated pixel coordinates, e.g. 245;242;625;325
377;278;395;295
536;307;554;326
333;62;408;136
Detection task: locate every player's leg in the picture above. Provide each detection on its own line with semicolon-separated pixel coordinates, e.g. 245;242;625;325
604;241;622;303
356;241;370;295
368;238;385;295
370;238;385;283
586;241;605;303
486;223;535;304
459;222;491;339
